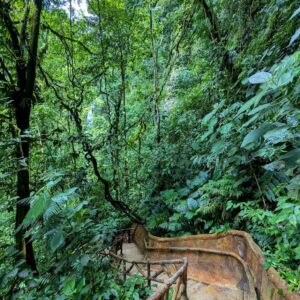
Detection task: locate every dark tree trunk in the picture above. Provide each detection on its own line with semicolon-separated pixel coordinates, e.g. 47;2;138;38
15;0;42;271
14;94;37;270
197;0;239;83
0;0;43;271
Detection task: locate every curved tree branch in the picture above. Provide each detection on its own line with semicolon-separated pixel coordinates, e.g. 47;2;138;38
39;65;144;224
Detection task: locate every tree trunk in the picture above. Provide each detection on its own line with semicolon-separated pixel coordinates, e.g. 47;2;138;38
120;48;130;191
14;0;42;271
149;8;161;145
15;96;37;270
197;0;239;83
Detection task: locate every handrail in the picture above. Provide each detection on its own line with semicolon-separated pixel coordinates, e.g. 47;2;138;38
109;251;184;265
148;257;188;300
108;229;189;300
146;245;256;293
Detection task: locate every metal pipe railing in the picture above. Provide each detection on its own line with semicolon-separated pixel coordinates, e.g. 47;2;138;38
108;229;189;300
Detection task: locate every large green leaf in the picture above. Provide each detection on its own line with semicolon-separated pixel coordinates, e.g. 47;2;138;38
63;276;76;296
279;149;300;169
248;103;271;116
176;204;188;213
263;127;291;144
237;90;267;115
44;202;61;220
218;123;233;135
187;198;198;210
290;7;300;19
46;177;62;189
80;255;90;266
248;71;272;84
294;245;300;260
287;175;300;199
52;187;78;204
241;124;276;148
276;72;294;87
289;28;300;46
50;229;65;252
23;192;51;224
211;140;227;154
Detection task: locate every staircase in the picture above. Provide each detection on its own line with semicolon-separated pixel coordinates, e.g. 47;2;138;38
110;225;300;300
122;242;246;300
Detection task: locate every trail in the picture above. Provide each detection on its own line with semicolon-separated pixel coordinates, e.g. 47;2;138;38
119;225;300;300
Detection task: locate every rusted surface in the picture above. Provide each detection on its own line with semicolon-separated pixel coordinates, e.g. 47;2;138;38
132;225;300;300
111;239;188;300
123;242;249;300
187;280;244;300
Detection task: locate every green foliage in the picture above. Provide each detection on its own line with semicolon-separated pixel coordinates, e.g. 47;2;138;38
1;0;300;297
146;48;300;289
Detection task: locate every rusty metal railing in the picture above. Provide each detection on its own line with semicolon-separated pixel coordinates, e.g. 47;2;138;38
108;228;188;300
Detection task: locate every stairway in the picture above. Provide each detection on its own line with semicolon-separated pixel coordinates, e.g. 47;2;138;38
122;242;246;300
114;225;300;299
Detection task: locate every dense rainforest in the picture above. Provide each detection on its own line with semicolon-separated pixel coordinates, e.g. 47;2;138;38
0;0;299;298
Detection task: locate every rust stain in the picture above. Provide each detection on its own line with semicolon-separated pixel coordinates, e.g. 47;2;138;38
132;225;300;300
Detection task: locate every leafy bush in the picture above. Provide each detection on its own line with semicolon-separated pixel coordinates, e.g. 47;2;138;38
147;50;300;290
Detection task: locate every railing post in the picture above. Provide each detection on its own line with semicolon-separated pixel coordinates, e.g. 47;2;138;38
123;260;126;281
120;236;123;256
147;259;151;287
164;289;169;300
182;257;188;300
127;228;131;243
